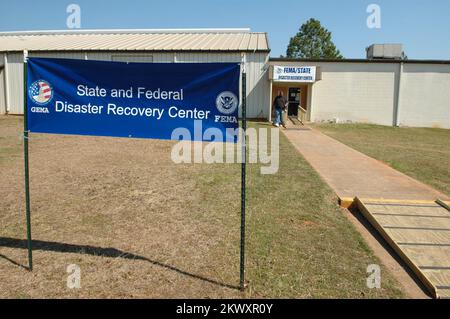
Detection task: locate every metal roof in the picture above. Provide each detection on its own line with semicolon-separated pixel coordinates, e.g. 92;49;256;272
0;29;270;52
270;57;450;65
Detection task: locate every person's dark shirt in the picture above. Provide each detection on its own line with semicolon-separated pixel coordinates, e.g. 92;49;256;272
274;95;287;109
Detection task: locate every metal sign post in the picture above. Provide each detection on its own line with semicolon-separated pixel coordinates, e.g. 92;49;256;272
240;69;247;291
23;56;33;271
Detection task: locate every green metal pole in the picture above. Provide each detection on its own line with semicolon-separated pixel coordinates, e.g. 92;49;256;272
240;70;247;291
23;58;33;271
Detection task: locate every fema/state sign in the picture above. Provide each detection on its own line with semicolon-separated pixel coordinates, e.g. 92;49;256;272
26;58;240;142
273;65;316;83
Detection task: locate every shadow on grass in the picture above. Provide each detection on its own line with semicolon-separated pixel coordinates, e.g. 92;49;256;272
0;253;29;271
0;237;240;291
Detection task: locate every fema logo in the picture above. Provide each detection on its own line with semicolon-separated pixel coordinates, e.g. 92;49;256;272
216;91;238;115
29;80;53;105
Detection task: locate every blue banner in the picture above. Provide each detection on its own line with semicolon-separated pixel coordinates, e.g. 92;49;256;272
27;58;240;142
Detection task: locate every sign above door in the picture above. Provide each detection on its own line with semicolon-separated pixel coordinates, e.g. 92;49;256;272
272;65;317;83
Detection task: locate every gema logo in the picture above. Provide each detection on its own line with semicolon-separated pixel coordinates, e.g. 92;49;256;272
216;91;238;115
29;80;53;105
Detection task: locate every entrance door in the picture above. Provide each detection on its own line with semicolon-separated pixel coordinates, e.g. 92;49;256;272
288;87;300;117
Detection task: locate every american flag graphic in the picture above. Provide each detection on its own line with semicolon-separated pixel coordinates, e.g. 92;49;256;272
29;80;52;104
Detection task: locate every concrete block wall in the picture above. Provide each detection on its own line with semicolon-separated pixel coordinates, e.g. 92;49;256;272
310;62;398;126
281;60;450;129
399;63;450;129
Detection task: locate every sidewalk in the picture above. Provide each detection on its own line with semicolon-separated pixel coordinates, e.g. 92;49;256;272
282;126;448;204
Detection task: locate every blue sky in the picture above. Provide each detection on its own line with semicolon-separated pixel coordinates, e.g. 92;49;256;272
1;0;449;59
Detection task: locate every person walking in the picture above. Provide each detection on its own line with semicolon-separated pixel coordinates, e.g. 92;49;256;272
272;91;288;128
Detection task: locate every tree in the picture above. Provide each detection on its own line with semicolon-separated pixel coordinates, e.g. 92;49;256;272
286;18;343;59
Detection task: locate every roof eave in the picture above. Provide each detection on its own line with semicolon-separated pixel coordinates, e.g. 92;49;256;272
269;57;450;65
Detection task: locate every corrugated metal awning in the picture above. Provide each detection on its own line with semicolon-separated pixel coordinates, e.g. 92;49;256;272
0;29;270;52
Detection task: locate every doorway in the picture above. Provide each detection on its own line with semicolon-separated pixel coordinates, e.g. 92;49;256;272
271;84;309;122
288;87;300;116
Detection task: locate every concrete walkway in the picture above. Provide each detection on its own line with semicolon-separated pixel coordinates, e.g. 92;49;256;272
282;126;448;204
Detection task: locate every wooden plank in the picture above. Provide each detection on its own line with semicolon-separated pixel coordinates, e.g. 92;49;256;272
362;199;437;206
385;228;450;246
355;198;438;298
437;199;450;212
376;215;450;230
400;246;450;268
365;203;448;216
338;197;443;209
420;269;450;298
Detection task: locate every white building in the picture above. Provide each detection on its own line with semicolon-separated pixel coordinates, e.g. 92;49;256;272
268;59;450;129
0;29;271;118
1;29;450;129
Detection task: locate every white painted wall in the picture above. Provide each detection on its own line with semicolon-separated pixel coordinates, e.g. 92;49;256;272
3;52;24;114
0;66;5;114
311;62;398;126
399;63;450;129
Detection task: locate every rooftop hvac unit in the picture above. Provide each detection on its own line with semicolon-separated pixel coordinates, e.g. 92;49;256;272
366;44;405;60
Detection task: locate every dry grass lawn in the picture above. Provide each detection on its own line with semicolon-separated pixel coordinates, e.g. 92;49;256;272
0;116;404;298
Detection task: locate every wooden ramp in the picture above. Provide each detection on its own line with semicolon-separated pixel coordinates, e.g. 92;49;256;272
355;198;450;299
